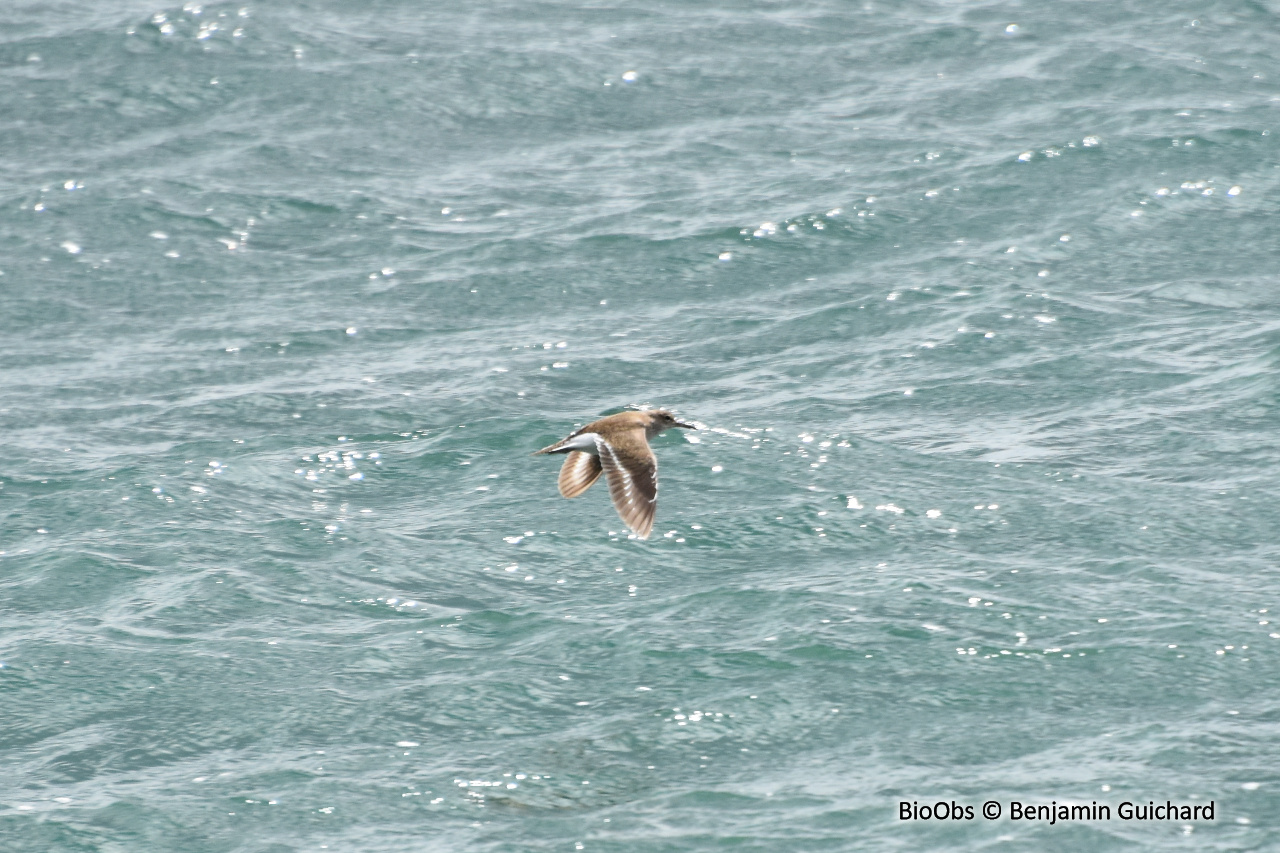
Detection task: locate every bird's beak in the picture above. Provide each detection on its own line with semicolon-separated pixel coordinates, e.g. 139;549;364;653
673;419;698;429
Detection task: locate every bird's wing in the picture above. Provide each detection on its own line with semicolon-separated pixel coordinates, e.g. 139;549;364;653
595;433;657;539
558;451;603;498
534;426;581;455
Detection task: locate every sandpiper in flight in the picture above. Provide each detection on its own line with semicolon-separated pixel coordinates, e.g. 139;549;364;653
534;409;696;539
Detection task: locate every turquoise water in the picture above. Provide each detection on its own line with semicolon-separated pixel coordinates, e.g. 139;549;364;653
4;1;1279;850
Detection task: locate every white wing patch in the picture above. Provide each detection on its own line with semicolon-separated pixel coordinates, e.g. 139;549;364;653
537;430;601;456
559;431;601;454
595;434;657;539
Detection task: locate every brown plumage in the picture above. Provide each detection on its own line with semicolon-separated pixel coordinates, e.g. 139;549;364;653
534;409;696;539
557;451;602;498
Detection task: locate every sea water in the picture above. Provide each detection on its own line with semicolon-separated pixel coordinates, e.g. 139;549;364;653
3;1;1278;850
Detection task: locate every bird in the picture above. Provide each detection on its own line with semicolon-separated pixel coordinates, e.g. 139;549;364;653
534;409;697;539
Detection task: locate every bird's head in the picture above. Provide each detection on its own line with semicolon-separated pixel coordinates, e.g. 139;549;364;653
647;410;698;435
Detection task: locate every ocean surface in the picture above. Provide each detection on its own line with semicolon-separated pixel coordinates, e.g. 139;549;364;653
3;1;1280;850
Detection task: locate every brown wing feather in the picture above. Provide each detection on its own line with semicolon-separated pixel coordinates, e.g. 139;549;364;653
595;434;657;539
558;451;603;498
